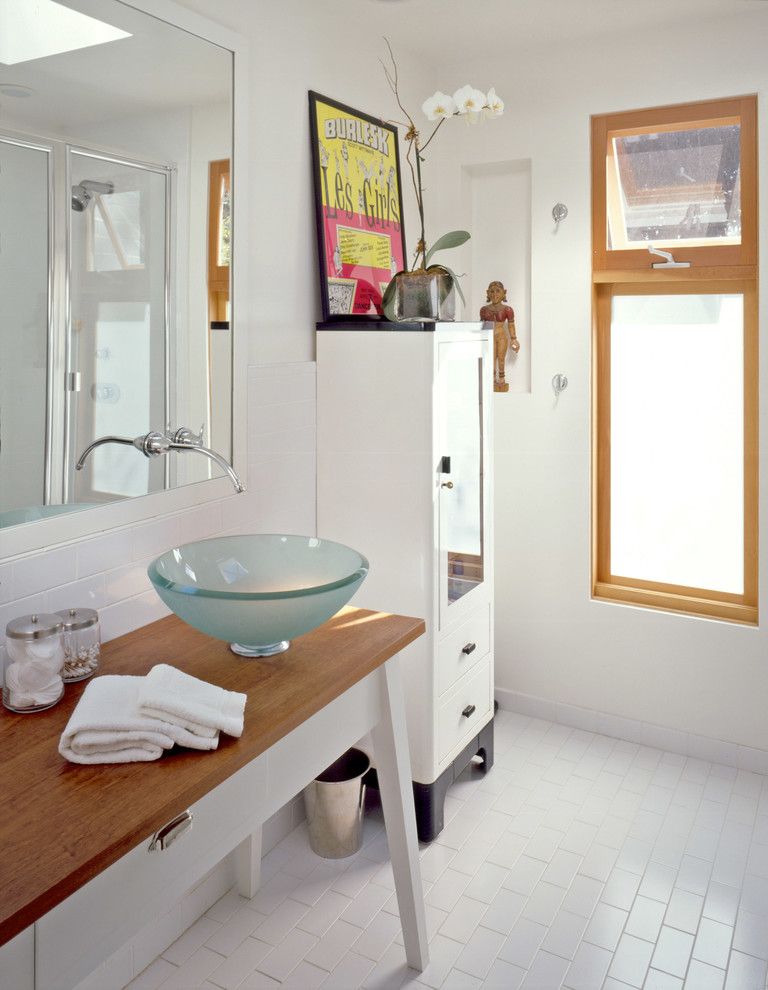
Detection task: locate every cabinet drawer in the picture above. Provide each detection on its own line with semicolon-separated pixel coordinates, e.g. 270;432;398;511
36;755;267;990
0;928;34;990
438;603;490;696
438;659;492;763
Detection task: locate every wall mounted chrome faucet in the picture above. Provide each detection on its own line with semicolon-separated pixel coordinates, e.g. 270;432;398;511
75;428;245;493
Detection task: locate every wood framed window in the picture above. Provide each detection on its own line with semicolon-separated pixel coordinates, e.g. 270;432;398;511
592;96;758;624
208;158;230;323
593;96;757;273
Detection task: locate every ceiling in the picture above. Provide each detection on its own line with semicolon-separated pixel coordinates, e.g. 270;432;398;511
367;0;768;62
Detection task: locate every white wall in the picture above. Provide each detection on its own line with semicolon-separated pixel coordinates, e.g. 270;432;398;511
432;8;768;752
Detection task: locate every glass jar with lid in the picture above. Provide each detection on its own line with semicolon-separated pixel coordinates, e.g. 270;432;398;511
55;608;101;682
3;613;65;713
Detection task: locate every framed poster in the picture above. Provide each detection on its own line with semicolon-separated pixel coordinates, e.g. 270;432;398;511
309;91;407;321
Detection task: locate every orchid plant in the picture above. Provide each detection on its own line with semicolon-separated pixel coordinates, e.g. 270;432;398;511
381;40;504;318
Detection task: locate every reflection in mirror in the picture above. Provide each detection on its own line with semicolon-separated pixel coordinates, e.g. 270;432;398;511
0;0;235;529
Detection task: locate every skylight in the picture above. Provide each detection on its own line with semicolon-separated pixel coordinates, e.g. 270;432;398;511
0;0;131;66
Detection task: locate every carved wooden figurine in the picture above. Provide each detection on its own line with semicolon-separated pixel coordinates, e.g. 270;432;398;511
480;281;519;393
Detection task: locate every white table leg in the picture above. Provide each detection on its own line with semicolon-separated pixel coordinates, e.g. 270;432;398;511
234;827;262;898
371;657;429;971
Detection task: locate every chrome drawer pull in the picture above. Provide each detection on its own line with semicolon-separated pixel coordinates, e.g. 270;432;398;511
462;704;476;718
148;810;193;852
461;642;476;655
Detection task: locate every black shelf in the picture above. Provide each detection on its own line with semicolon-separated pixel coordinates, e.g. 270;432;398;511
316;319;435;332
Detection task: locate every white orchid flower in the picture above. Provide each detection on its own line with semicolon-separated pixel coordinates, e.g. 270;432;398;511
422;91;457;121
453;85;487;115
486;88;504;117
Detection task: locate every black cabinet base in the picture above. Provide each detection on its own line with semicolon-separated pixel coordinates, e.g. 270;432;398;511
366;715;495;843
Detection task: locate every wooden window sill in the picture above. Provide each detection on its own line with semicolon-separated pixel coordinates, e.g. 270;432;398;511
593;581;758;626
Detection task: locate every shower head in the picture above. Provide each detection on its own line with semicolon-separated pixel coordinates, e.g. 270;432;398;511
71;186;91;212
71;179;114;212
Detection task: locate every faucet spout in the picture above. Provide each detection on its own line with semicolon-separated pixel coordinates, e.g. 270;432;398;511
168;440;246;493
75;435;134;470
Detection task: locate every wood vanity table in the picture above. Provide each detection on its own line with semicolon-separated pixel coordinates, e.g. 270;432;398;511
0;608;429;990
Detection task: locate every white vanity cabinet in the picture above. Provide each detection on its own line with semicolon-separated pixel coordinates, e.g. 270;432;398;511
317;323;495;840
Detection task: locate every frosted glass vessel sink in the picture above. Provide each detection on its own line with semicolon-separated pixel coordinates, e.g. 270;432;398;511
148;535;369;657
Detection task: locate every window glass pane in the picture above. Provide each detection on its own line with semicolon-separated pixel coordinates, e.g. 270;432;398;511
92;190;144;272
610;293;743;593
218;175;231;267
608;124;741;249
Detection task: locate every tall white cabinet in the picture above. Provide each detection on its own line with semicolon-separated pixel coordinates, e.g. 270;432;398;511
317;322;494;840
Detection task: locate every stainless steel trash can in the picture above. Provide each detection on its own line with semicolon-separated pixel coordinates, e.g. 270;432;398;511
303;748;370;859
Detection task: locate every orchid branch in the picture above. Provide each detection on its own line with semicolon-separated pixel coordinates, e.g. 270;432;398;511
419;116;447;154
381;39;415;132
381;41;504;287
382;38;427;269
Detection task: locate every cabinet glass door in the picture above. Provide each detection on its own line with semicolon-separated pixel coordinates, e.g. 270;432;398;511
438;339;485;625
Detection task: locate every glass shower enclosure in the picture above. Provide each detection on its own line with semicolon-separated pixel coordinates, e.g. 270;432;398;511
0;132;172;520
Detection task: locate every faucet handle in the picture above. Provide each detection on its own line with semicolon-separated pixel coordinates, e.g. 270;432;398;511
168;426;203;447
134;432;171;457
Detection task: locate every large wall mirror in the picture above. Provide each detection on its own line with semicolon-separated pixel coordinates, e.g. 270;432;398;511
0;0;246;557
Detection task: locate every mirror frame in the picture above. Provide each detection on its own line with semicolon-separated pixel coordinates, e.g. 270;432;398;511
0;0;249;560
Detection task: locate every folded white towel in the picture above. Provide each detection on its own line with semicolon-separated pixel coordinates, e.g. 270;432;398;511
59;675;219;765
139;664;246;739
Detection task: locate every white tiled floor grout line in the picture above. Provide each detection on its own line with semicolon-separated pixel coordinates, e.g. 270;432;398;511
127;710;768;990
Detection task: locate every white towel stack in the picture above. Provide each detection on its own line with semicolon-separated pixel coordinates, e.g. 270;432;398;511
59;667;246;765
138;664;247;740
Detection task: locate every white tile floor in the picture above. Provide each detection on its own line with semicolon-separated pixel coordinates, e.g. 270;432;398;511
128;711;768;990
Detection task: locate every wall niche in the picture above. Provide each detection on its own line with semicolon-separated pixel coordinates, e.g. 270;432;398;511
462;159;531;394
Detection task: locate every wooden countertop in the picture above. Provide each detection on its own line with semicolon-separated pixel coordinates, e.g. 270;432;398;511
0;608;425;946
